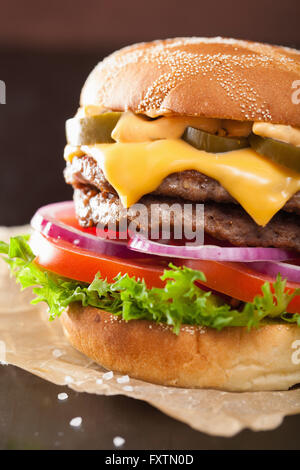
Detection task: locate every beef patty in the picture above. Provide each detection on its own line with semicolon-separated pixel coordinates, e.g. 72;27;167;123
73;185;300;251
64;156;300;251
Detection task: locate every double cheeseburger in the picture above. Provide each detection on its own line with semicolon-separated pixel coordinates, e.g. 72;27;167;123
2;37;300;391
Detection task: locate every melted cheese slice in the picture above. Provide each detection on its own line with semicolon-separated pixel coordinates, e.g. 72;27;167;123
82;139;300;226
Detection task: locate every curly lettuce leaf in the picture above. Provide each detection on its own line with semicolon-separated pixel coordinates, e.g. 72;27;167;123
1;235;299;334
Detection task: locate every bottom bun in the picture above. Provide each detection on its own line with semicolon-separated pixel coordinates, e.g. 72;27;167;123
60;304;300;391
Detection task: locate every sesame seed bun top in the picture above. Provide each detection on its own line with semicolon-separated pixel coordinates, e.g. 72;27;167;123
80;37;300;127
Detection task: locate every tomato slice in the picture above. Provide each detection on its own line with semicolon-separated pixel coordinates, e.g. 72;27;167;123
30;230;300;314
30;231;166;287
185;258;300;313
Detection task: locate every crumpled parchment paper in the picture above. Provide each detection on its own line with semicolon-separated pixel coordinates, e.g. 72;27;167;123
1;226;300;437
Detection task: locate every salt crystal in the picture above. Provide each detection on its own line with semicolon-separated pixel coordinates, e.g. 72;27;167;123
64;375;74;384
123;385;133;392
52;349;63;358
57;392;68;401
117;375;130;384
103;371;114;380
96;378;103;385
70;417;82;428
113;436;125;447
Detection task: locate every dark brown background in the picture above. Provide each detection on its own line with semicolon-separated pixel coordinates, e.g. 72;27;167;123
0;0;299;450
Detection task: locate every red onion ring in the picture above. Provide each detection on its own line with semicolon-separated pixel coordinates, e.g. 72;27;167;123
31;202;298;267
129;234;297;262
30;202;139;259
250;261;300;283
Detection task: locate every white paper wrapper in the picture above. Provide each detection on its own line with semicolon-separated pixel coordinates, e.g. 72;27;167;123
1;226;300;437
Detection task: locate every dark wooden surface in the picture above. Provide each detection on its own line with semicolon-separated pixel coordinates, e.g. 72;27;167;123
0;365;300;450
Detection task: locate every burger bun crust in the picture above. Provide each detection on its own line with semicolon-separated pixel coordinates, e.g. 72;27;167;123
60;304;300;392
81;37;300;127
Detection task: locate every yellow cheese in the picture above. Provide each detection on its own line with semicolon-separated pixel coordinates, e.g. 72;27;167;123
82;139;300;226
253;122;300;147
